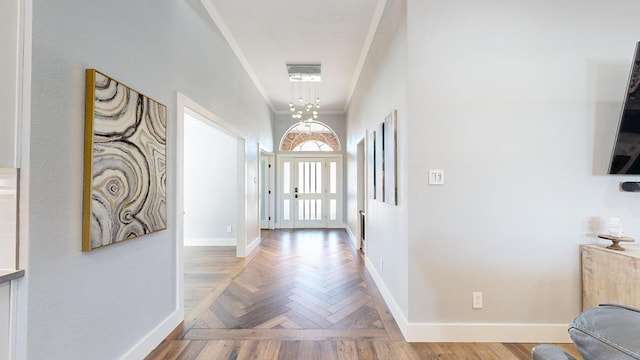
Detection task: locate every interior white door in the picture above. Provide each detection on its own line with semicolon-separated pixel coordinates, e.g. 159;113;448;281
259;154;273;229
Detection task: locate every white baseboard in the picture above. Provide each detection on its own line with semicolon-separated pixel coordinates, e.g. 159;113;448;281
405;322;570;343
120;309;182;360
344;225;358;248
364;257;570;343
246;236;261;254
184;237;236;246
365;257;409;339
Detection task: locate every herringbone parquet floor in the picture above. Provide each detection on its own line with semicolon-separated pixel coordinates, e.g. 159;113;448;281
147;229;580;360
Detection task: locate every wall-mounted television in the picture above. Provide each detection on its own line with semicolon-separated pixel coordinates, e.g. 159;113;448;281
609;42;640;174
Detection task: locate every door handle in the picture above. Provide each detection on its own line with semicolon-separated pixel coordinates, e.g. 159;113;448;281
295;194;298;199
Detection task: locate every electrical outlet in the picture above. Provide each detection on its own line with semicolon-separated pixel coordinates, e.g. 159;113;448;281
472;292;483;309
226;225;232;233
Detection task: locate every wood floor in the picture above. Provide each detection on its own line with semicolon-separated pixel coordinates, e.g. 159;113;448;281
147;229;580;360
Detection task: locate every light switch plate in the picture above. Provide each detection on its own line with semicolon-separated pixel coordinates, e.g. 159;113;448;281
428;169;445;185
472;292;483;309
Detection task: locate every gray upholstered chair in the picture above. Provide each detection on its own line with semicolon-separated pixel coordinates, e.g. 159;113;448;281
532;304;640;360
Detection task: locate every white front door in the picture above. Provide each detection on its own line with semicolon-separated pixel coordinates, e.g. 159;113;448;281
277;155;342;229
294;158;325;228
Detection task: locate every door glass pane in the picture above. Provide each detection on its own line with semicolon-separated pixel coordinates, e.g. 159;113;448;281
316;161;322;194
305;162;310;193
283;162;290;194
298;199;306;220
283;199;290;220
298;162;304;194
310;161;316;194
329;161;336;194
305;199;310;220
330;199;336;220
316;200;322;220
309;199;314;220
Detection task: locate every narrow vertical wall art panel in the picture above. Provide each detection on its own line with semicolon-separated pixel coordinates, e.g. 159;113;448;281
367;130;376;199
83;69;167;251
384;110;397;205
376;122;385;202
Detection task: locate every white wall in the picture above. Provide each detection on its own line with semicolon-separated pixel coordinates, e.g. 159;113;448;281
28;0;273;359
0;170;18;269
345;0;409;321
0;0;20;168
346;0;640;342
405;0;640;338
184;113;237;245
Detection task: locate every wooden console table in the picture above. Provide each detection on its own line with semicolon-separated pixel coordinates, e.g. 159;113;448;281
581;244;640;310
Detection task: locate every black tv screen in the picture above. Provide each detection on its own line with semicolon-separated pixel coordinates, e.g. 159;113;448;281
609;42;640;174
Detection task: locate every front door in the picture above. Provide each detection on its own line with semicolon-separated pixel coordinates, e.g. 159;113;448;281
294;158;325;228
277;155;342;228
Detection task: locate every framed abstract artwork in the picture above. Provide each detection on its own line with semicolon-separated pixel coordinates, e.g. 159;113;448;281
82;69;167;251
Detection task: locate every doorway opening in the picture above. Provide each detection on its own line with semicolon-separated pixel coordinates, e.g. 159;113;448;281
183;111;238;246
176;93;247;323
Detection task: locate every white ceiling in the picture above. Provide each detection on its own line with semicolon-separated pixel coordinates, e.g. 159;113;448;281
200;0;387;114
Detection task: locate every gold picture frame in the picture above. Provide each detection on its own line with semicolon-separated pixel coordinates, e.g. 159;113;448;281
83;69;167;251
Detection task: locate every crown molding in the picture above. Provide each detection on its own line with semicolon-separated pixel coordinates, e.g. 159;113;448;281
200;0;275;113
344;0;388;112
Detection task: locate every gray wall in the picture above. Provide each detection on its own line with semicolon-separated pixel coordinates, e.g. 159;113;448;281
184;114;238;242
346;0;640;340
0;0;20;168
345;0;409;316
28;0;273;359
405;0;640;325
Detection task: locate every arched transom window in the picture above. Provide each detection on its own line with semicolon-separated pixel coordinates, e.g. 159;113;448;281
280;121;341;152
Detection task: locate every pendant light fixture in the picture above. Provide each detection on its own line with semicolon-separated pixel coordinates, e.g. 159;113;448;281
287;64;321;123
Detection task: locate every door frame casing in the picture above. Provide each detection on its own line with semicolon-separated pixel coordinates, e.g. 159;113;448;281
11;0;33;358
259;149;274;229
356;138;366;251
176;92;248;328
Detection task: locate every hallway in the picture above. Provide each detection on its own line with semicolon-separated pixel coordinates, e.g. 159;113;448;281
146;230;578;359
